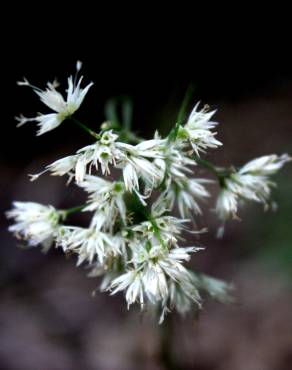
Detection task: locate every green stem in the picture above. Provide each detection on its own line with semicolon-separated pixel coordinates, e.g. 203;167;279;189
193;155;219;175
119;130;143;144
167;85;195;144
159;315;182;370
193;155;233;188
133;193;168;249
177;84;195;124
70;117;100;139
60;204;87;219
150;217;167;248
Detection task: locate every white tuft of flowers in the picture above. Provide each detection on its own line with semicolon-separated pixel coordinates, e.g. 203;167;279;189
7;202;61;251
216;154;291;222
7;62;290;323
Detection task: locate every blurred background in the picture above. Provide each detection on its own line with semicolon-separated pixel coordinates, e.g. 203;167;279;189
1;11;292;370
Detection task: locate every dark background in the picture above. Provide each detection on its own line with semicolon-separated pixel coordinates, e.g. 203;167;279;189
1;11;292;370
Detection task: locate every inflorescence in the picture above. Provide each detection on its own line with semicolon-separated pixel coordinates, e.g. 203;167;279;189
7;62;291;323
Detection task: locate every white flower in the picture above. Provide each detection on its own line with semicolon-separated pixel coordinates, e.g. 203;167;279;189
215;186;239;221
178;103;222;155
118;139;166;159
75;130;123;181
122;161;140;192
75;153;90;183
29;155;79;182
132;216;187;246
165;178;211;218
16;62;93;135
77;175;127;233
239;154;291;176
110;270;145;309
110;242;202;314
153;142;211;217
159;278;201;323
7;202;60;249
117;139;166;193
47;155;79;177
154;142;196;181
216;154;291;221
57;226;116;265
79;175;126;224
34;131;123;184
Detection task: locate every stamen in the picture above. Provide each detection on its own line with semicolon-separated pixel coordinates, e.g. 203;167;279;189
15;114;36;127
17;77;42;92
28;169;48;182
74;60;83;87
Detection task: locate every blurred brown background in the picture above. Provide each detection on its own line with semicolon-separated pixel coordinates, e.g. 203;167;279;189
1;10;292;370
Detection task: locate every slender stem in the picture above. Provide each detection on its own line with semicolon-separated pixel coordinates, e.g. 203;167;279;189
60;204;87;219
70;117;100;139
167;85;195;144
193;155;233;188
133;194;168;249
193;155;219;175
119;130;143;144
159;315;181;370
177;84;195;124
149;216;167;248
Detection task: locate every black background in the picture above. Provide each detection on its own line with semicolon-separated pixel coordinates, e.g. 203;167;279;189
1;8;292;370
2;11;292;167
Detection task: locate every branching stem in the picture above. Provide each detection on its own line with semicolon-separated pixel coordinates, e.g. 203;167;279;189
70;117;100;139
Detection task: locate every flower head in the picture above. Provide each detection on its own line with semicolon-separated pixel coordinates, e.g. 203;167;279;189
7;202;60;249
16;61;93;135
117;139;166;194
57;226;116;265
178;103;222;155
109;241;202;319
75;130;122;181
79;175;127;229
216;154;291;221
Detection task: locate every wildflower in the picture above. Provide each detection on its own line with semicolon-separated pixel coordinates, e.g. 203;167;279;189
215;187;239;221
79;175;127;225
32;131;123;184
177;103;222;155
110;242;202;315
239;153;291;176
29;155;79;182
7;202;60;249
216;154;291;221
110;270;145;308
132;216;187;246
154;142;196;181
75;130;122;181
153;142;211;217
14;61;292;324
57;226;116;265
164;178;211;218
160;278;201;323
116;138;166;193
16;61;93;135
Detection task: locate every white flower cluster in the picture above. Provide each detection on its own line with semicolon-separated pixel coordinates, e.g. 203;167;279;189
7;62;290;323
7;202;60;251
216;154;291;221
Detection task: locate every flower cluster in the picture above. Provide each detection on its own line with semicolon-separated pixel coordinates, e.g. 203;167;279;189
7;62;290;323
216;154;291;221
7;202;61;251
